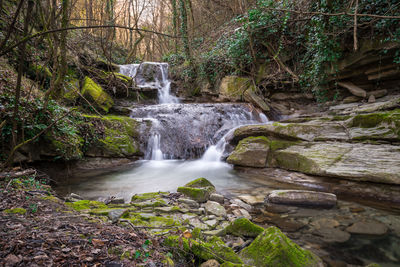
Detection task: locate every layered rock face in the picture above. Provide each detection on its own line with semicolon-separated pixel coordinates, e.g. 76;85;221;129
227;95;400;185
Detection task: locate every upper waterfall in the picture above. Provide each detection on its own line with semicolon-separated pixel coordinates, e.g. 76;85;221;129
119;62;179;104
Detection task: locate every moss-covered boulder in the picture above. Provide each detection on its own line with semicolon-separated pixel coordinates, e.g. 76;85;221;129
177;187;214;203
227;136;270;168
240;226;323;267
219;76;253;102
66;200;108;211
274;142;400;184
185;178;215;188
224;218;264;237
131;192;169;202
178;178;216;203
164;235;243;264
83;115;143;158
81;76;114;113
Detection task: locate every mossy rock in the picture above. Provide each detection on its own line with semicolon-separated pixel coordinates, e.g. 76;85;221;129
83;114;143;158
63;79;80;103
66;200;108;211
81;76;114;113
219;76;254;102
164;235;243;264
224;218;264;237
131;192;168;202
240;226;323;267
227;136;270;168
220;263;252;267
185;178;215;189
42;130;84;161
27;63;52;86
4;208;27;215
177;187;214;203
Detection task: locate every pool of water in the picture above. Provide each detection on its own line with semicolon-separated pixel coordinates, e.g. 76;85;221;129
56;159;258;201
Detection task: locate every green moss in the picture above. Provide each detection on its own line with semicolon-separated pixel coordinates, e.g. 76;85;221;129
63;79;80;102
164;235;243;264
192;227;203;240
240;226;322;267
41;195;61;202
220;263;252;267
269;140;299;151
66;200;107;211
81;76;114;113
274;150;319;174
177;187;212;203
185;178;215;188
131;192;168;202
82;114;143;157
224;218;264;237
131;199;167;208
45;131;84;160
4;208;27;215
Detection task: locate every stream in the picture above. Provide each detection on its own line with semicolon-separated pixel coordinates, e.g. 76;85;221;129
55;62;400;267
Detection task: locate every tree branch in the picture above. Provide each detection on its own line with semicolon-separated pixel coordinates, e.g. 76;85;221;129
0;24;179;57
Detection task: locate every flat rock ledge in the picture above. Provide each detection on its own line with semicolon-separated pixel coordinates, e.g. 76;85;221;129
266;190;337;208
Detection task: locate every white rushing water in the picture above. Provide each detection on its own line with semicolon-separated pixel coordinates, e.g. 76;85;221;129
119;62;179;104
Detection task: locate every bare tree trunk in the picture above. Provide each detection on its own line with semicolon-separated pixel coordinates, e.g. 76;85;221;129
9;0;34;166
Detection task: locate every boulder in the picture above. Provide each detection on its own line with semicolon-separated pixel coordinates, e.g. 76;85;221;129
108;209;128;223
210;193;225;204
224;218;264;237
346;221;388;235
273;142;400;185
219;76;252;102
178;198;200;208
267;190;337;208
240;226;323;267
338;82;367;98
163;236;243;264
81;76;114;113
205;201;227;217
367;89;387;99
227;136;270;167
84;115;143;158
178;178;216;203
314;228;351;243
200;259;220;267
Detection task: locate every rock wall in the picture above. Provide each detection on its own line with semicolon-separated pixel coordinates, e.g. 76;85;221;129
227;95;400;185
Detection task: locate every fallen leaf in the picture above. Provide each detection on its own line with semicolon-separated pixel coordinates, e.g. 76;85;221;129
183;230;192;239
92;239;105;247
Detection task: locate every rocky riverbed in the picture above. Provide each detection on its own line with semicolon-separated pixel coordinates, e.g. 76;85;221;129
62;177;398;266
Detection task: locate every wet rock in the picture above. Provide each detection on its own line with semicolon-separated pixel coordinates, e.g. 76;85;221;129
210;193;225;204
108;209;128;223
343;96;361;104
178;198;200;208
273;218;306;232
224;218;264;237
227;136;269;168
274;141;400;185
232;209;252;220
200;259;220;267
231;199;252;212
368;94;376;103
189;218;209;230
264;203;298;214
108;198;125;205
205;201;226;217
314;228;351;243
267;190;337;208
346;221;388;235
238;195;264;206
240;226;323;267
205;219;218;228
310;218;340;230
65;193;84;202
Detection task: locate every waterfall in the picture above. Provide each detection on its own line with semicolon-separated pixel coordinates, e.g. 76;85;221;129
120;62;269;161
119;62;179;104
